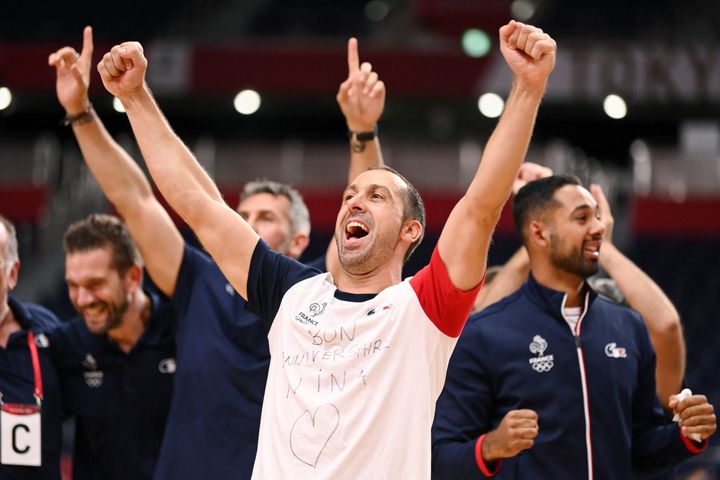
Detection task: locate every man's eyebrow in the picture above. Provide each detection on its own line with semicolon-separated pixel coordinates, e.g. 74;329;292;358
571;204;593;214
342;184;359;195
368;184;393;195
341;184;394;199
239;208;276;215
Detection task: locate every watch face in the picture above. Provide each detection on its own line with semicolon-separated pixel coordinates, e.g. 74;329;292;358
351;140;367;153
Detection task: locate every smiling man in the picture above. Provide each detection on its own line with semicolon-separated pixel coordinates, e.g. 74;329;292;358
94;19;557;478
431;175;716;479
48;214;175;480
49;27;385;480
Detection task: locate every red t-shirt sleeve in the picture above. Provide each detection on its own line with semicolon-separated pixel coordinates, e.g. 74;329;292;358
409;246;484;338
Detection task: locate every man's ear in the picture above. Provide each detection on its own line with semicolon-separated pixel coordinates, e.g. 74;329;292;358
123;264;143;293
286;232;310;260
401;219;423;245
528;220;550;248
6;260;20;292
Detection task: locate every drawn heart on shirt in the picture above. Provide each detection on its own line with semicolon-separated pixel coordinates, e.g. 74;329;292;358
290;403;340;468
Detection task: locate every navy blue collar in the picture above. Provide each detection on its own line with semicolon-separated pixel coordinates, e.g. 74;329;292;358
8;295;36;331
333;290;378;302
524;272;598;319
137;289;171;347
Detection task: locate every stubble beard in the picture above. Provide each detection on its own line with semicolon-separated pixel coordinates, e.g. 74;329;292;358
336;228;399;276
550;234;600;280
82;289;130;335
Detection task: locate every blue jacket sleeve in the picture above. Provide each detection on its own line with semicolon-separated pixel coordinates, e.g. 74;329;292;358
432;319;500;479
630;313;705;475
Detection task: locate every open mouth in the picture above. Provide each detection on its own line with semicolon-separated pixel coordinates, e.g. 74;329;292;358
82;302;107;318
345;220;369;240
583;241;601;259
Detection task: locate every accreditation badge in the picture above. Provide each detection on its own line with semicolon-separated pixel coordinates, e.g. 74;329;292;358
1;404;41;466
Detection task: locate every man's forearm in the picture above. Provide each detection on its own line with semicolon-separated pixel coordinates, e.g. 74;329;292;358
436;83;545;291
119;84;224;224
600;242;685;404
475;247;530;311
347;137;384;184
72;111;154;210
465;83;544;215
600;243;682;337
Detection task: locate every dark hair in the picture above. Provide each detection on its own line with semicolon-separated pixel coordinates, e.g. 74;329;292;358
512;175;581;244
368;165;426;263
63;214;141;275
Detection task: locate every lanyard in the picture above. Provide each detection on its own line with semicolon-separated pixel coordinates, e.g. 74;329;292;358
0;332;43;407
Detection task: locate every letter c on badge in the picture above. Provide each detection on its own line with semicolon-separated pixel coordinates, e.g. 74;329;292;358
12;424;31;454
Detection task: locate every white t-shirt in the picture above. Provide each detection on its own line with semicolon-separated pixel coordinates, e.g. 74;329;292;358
247;244;481;479
563;306;582;330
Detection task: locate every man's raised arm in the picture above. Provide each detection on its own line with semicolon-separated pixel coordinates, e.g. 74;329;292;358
472;162;553;311
438;21;556;291
338;37;385;184
325;37;386;277
96;42;258;299
50;27;183;297
591;185;685;408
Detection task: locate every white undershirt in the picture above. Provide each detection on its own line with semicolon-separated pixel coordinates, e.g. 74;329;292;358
563;306;582;330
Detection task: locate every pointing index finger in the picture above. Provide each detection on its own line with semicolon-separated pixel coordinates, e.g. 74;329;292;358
81;25;94;62
347;37;359;74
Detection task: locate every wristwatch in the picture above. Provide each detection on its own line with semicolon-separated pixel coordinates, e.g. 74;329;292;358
348;125;377;153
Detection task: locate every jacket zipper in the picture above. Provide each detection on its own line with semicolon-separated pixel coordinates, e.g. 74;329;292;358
563;292;593;480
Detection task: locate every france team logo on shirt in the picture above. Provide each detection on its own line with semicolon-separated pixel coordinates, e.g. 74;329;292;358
528;335;555;373
82;354;104;388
